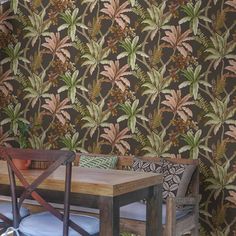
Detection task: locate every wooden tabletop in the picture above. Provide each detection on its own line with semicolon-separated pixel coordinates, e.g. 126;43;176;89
0;161;162;197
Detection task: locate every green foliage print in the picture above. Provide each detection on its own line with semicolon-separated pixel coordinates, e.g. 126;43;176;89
0;0;236;234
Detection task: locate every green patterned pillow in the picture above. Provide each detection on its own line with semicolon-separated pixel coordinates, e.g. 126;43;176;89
79;154;118;169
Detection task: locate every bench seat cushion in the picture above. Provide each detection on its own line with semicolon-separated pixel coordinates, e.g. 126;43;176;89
19;212;99;236
0;202;29;222
120;202;193;224
76;202;193;225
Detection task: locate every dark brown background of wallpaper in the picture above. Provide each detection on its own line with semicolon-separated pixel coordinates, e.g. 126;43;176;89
0;0;236;235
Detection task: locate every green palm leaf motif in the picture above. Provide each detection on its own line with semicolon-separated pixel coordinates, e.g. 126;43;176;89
179;1;211;35
117;99;148;133
1;43;30;75
58;8;88;41
82;100;111;137
10;0;19;14
179;130;211;159
206;161;236;199
24;9;51;46
58;70;88;104
142;66;171;104
82;38;110;74
17;121;30;148
82;0;99;12
1;104;30;135
117;36;148;70
212;228;231;236
179;65;211;100
129;0;136;7
29;132;51;150
205;96;236;135
205;31;236;69
0;1;236;233
143;130;172;157
0;126;14;146
142;2;171;40
61;132;87;152
24;71;51;108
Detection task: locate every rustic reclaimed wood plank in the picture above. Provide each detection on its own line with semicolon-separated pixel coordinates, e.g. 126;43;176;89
146;184;162;236
99;196;120;236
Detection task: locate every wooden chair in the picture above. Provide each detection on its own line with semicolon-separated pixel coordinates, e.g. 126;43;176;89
0;170;29;235
0;147;99;236
118;157;200;236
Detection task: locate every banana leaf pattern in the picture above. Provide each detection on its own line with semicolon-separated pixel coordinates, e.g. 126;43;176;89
0;0;236;234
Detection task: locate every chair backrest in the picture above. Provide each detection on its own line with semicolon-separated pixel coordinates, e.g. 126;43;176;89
0;147;92;236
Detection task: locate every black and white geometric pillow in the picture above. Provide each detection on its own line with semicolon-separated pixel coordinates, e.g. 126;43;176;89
132;158;196;201
132;158;163;173
162;160;196;200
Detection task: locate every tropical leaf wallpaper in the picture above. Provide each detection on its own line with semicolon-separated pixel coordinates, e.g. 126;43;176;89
0;0;236;234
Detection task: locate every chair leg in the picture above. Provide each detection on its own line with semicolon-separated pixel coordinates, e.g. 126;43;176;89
165;197;176;236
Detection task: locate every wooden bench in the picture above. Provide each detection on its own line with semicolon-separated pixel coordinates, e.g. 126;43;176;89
74;154;199;236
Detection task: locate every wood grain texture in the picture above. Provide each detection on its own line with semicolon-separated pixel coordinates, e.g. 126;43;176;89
146;184;162;236
99;197;120;236
0;161;162;197
0;147;74;162
166;197;176;236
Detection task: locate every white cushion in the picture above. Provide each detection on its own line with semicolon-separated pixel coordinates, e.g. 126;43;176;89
19;211;99;236
120;202;192;224
0;202;29;222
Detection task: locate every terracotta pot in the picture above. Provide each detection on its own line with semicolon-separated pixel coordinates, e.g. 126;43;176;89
12;159;31;170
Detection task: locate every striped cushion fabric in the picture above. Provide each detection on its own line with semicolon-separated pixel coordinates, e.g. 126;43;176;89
79;155;118;169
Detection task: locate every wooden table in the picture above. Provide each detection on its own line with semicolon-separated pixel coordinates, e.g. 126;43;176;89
0;161;163;236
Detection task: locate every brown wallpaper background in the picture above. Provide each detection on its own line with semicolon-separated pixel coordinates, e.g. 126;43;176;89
0;0;236;234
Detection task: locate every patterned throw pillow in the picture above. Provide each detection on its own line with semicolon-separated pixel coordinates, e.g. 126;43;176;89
132;158;163;173
79;154;118;169
161;160;196;200
132;158;163;204
132;158;196;201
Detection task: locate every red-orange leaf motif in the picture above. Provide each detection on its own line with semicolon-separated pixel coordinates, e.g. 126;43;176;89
42;94;72;124
101;123;131;154
42;32;72;62
162;26;193;57
162;90;194;121
101;61;131;91
101;0;132;29
0;9;14;33
0;70;13;96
